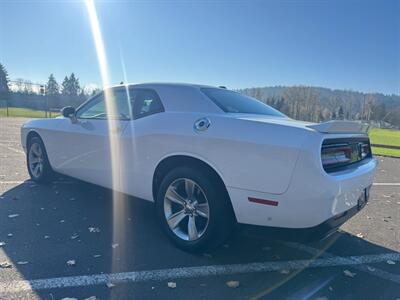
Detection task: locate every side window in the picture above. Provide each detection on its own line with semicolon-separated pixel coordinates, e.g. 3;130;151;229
76;93;106;119
130;89;164;119
113;89;131;120
76;89;131;120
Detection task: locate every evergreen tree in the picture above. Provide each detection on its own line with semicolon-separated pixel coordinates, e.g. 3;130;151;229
78;88;87;102
45;74;59;96
0;63;10;97
68;73;80;96
61;73;81;96
61;76;70;95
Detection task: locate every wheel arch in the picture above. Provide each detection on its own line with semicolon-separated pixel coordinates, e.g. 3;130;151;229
26;130;42;147
152;154;236;220
25;130;53;169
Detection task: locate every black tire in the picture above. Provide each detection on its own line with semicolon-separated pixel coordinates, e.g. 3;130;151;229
156;166;235;252
27;136;53;183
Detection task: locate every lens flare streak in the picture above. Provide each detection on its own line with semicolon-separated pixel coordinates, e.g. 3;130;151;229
84;0;128;277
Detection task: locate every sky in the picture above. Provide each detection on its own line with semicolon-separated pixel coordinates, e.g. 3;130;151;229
0;0;399;95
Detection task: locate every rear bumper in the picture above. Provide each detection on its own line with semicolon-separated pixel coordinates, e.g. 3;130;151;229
238;197;365;242
228;154;377;229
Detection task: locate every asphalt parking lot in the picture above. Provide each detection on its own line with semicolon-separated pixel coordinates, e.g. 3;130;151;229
0;117;399;300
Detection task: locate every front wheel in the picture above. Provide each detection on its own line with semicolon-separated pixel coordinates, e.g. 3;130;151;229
156;166;234;252
27;136;53;183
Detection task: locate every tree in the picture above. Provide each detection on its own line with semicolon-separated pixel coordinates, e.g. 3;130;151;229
61;73;81;96
282;86;320;122
78;88;87;102
45;74;59;96
338;105;344;120
362;94;376;121
91;88;101;96
68;73;80;96
61;76;69;95
0;63;10;97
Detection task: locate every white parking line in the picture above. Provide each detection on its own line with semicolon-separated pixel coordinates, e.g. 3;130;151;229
281;241;400;283
0;144;24;155
0;252;399;293
0;181;28;185
373;183;400;186
0;180;74;185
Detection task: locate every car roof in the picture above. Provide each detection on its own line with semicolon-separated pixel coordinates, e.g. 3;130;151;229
111;82;225;114
111;82;219;89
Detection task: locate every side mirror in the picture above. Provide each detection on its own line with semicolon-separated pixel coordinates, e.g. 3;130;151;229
61;106;77;123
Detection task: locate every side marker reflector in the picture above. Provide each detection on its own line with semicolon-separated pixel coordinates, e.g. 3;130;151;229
248;197;278;207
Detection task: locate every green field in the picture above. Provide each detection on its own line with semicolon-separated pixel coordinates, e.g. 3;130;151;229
0;107;59;118
369;128;400;157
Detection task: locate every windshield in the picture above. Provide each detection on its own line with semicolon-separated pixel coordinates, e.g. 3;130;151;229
201;88;286;117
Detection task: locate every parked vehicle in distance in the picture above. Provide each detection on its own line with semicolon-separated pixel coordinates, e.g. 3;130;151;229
21;83;377;252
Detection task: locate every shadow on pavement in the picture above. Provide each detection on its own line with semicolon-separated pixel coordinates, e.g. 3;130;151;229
0;178;398;299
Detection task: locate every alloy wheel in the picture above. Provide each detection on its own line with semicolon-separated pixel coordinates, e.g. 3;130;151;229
163;178;210;241
28;142;44;179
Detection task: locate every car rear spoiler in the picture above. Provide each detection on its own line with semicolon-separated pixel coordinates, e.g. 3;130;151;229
307;120;369;134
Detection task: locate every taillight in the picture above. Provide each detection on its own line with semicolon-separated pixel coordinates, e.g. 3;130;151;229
321;138;371;172
322;145;352;166
360;143;370;159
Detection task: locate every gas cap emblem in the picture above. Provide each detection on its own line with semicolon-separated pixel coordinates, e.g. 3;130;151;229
194;117;211;132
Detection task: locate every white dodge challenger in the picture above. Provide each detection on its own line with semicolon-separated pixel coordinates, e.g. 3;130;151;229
21;83;377;251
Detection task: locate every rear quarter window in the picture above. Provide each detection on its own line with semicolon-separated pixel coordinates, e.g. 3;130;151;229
131;89;164;119
201;88;285;117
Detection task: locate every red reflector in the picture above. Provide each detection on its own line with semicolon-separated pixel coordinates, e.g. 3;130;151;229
248;197;278;207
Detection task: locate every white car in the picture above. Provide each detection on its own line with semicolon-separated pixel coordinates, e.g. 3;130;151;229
21;83;377;251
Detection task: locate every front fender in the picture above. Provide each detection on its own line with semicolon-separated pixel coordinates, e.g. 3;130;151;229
20;118;63;158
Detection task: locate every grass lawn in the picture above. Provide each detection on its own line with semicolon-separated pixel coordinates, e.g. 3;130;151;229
371;146;400;157
369;128;400;157
0;107;59;118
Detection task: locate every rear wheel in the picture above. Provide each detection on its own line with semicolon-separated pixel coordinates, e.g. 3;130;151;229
156;166;234;252
27;136;53;183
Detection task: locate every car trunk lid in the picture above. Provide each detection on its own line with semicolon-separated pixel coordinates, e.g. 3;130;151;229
307;120;369;134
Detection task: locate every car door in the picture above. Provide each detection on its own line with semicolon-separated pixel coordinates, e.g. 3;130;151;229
120;88;165;199
52;88;131;189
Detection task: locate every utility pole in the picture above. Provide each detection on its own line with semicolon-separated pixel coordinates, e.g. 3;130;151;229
0;75;9;117
40;85;47;118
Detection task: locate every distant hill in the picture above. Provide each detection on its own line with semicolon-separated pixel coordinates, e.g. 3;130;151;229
237;86;400;128
241;86;400;107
